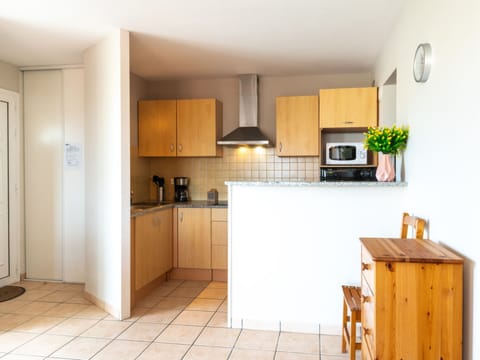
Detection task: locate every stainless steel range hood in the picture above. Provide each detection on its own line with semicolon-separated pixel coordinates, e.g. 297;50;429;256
217;74;272;146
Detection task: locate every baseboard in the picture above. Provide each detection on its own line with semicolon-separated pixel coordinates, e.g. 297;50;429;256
212;269;227;282
83;290;120;319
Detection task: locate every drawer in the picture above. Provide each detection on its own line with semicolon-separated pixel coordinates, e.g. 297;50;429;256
212;208;228;221
212;245;227;269
212;222;227;245
361;246;375;294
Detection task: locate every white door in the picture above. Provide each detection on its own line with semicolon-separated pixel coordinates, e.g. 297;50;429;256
0;101;8;279
24;70;63;281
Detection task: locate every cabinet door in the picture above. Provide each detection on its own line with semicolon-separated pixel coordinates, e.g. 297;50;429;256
212;209;228;270
177;99;222;157
276;96;319;156
177;208;212;269
319;87;377;128
138;100;177;156
134;210;173;290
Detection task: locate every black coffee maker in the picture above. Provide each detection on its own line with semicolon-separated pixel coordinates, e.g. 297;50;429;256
174;177;189;202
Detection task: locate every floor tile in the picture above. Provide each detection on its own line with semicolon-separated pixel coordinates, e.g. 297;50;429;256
0;314;33;331
277;332;320;354
160;280;184;288
183;345;231;360
148;286;175;297
179;280;210;288
80;320;131;339
137;308;181;324
117;322;166;341
43;303;89;317
0;332;38;352
154;324;203;345
168;287;203;298
58;283;84;292
12;316;64;333
172;310;214;326
134;294;164;308
321;355;355;360
230;348;275;360
275;352;320;360
206;281;228;289
217;299;227;312
65;296;92;305
47;318;98;336
36;283;65;292
16;290;53;302
73;305;108;319
0;354;46;360
186;298;222;311
13;302;58;316
12;334;73;357
207;311;228;328
52;336;110;360
136;342;189;360
321;335;347;356
125;307;150;322
235;329;279;351
197;288;227;300
0;300;31;314
156;297;192;310
38;291;77;303
195;327;240;347
13;282;43;290
91;339;148;360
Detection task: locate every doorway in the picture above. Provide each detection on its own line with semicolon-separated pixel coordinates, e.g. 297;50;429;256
0;88;20;287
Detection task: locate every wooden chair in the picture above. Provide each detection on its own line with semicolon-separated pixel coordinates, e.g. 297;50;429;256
341;212;426;359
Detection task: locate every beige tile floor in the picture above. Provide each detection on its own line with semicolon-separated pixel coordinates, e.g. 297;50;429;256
0;280;358;359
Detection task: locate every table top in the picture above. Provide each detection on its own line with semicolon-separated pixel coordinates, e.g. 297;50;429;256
360;237;464;264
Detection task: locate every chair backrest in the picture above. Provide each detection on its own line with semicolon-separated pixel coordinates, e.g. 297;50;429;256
401;212;426;239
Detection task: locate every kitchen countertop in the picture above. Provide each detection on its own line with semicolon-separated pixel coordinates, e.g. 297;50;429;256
131;200;228;217
225;181;407;187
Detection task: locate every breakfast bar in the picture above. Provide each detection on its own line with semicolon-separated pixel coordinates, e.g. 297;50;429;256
227;180;407;334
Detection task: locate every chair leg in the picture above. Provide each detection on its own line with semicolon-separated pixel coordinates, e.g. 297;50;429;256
349;310;357;360
341;298;347;353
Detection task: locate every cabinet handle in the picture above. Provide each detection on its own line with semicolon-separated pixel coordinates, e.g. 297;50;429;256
178;144;183;152
363;327;372;336
170;144;174;152
279;142;283;152
180;212;183;223
344;121;354;124
362;262;372;271
362;295;372;303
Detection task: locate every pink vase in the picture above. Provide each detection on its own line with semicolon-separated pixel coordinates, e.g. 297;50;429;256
376;152;395;182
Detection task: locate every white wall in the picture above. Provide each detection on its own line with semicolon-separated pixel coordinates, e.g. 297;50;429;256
0;60;20;92
84;29;131;319
374;0;480;358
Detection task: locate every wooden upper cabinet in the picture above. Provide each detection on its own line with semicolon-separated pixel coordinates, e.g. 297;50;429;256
138;100;177;157
177;99;222;157
319;87;378;128
276;95;319;156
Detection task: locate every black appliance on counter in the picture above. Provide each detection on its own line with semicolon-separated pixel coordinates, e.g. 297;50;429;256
174;177;189;202
320;167;377;182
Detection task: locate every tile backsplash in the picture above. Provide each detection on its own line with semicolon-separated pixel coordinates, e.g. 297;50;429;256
132;147;320;202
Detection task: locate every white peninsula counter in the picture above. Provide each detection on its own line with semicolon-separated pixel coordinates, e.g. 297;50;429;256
227;181;406;334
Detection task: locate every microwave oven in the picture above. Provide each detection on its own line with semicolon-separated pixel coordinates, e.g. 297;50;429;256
325;142;367;165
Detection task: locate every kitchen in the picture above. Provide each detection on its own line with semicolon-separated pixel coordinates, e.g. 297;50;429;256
0;0;479;358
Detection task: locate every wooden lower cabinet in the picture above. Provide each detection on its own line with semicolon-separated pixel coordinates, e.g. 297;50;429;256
212;209;228;270
133;209;173;291
177;208;212;269
360;238;463;360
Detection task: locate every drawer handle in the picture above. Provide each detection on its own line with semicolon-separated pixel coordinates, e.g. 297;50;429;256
178;144;183;152
344;121;354;124
170;144;174;152
362;295;372;303
279;142;283;152
362;262;372;271
363;327;372;336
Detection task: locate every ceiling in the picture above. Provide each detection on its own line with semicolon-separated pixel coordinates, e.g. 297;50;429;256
0;0;405;80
